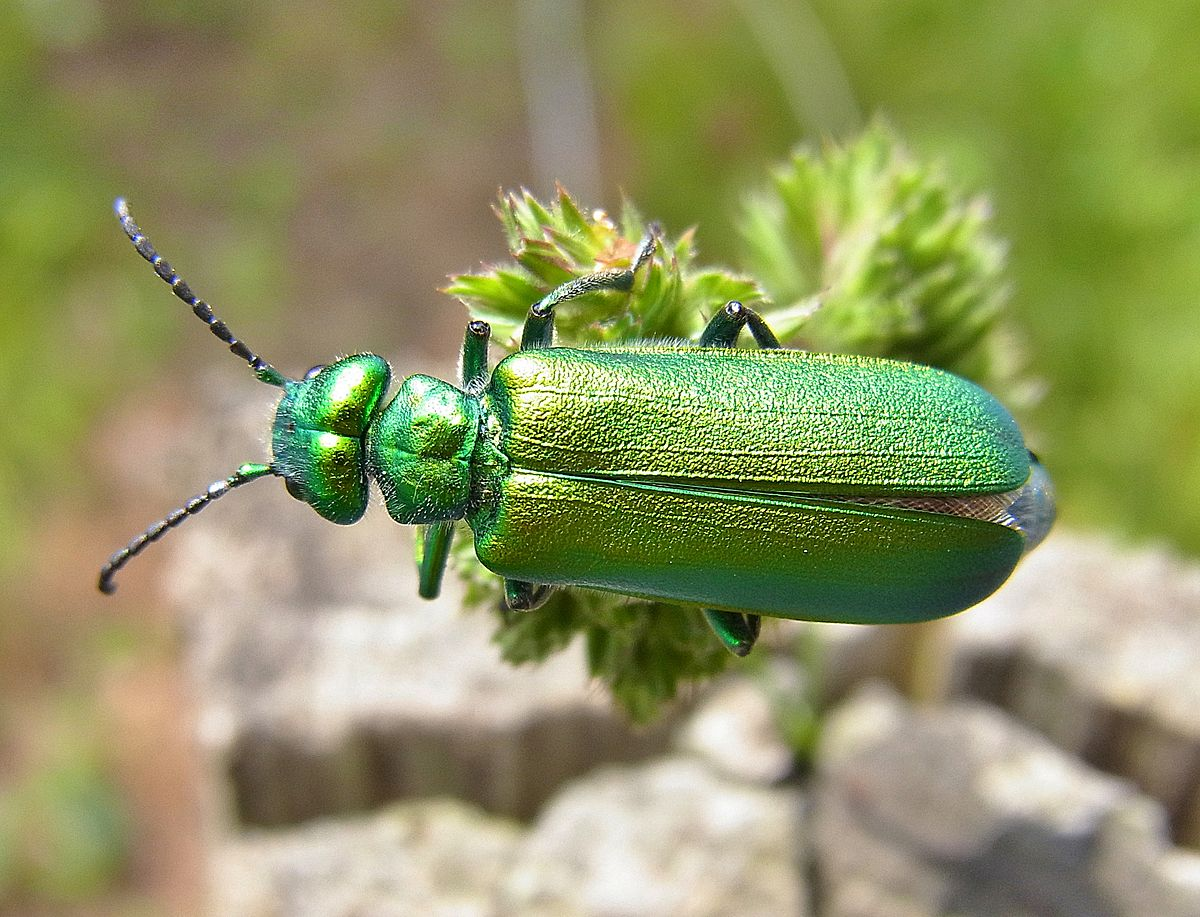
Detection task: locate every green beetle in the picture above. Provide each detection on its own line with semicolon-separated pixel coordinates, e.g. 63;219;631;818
100;199;1054;656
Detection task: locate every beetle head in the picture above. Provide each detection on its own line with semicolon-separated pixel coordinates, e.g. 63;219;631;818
271;354;392;524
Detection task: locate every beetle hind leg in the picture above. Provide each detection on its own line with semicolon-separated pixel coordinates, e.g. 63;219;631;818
699;301;781;349
695;303;775;655
505;578;555;611
703;609;762;657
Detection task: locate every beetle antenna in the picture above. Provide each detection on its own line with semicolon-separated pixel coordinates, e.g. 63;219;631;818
98;462;276;595
114;198;289;388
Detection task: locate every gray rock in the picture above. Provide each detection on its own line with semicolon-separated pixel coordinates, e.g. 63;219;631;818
208;758;807;917
768;533;1200;848
210;799;522;917
502;756;808;916
814;684;1200;917
944;533;1200;844
1091;795;1200;917
675;676;795;784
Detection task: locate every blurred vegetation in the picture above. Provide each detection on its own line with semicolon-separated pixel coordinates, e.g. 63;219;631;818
1;0;1197;909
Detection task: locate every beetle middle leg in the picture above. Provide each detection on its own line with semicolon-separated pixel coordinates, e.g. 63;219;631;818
703;609;762;657
698;300;781;349
697;300;783;654
520;228;658;349
464;318;560;613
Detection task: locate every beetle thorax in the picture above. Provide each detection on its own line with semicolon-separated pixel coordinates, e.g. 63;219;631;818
367;374;480;525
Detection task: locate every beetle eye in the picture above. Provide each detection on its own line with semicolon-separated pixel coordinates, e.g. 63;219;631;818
304;364;326;380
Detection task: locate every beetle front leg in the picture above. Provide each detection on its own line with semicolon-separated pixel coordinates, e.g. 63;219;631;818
520;228;658;349
461;319;491;392
504;578;554;611
413;320;494;598
415;521;454;599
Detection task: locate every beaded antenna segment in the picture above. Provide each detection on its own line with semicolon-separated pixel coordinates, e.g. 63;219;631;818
113;198;288;388
98;463;273;594
100;199;289;593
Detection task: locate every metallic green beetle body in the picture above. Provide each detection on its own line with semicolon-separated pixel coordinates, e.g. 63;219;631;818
468;346;1032;624
100;200;1054;655
344;345;1043;626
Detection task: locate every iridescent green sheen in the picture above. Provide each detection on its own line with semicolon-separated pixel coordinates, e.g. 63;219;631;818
467;346;1030;623
272;354;390;523
482;348;1029;496
471;471;1023;623
366;375;479;525
263;342;1040;624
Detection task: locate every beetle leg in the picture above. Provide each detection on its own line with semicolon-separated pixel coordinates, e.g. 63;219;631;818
520;227;659;349
413;321;493;598
698;301;781;349
415;520;455;599
504;578;555;610
703;609;762;657
695;302;775;653
461;319;491;393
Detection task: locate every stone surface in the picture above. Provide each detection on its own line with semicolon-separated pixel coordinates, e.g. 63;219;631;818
210;799;522;917
765;533;1200;847
814;684;1200;917
944;533;1200;844
210;758;807;917
675;676;795;784
501;756;808;916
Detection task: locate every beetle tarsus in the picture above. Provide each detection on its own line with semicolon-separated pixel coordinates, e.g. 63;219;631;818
519;228;659;349
699;301;781;350
703;609;762;656
504;579;553;611
462;321;492;392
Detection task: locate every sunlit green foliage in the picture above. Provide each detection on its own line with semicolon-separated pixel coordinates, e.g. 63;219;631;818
740;124;1032;403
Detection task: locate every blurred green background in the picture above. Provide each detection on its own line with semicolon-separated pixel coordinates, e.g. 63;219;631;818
1;0;1197;911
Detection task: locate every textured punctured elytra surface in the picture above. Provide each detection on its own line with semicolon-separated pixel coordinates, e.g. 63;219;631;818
469;345;1029;622
483;347;1030;496
470;469;1025;623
